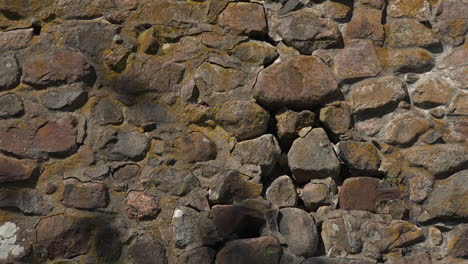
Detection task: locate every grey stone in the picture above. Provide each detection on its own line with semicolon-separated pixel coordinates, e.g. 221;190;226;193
276;109;315;145
266;175;297;208
232;134;281;177
215;236;282;264
0;93;23;118
102;131;150;161
172;206;222;249
0;189;50;215
150;168;199;196
287;128;340;183
128;99;176;129
279;208;318;257
91;98;123;125
61;179;108;209
176;247;215;264
128;234;167;264
0;56;20;90
41;83;87;110
208;170;262;204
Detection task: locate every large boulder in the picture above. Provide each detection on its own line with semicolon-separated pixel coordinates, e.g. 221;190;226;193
287;128;340;183
253;56;339;110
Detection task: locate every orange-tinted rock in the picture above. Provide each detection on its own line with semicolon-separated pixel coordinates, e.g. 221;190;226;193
62;179;108;209
56;0;114;19
36;215;94;259
218;2;267;38
0;28;34;51
173;132;217;163
378;47;434;73
387;0;431;19
381;113;433;145
362;221;424;253
0;155;35;183
322;1;352;21
357;0;385;9
344;7;384;44
339;177;400;211
385;19;440;49
0;116;78;159
126;191;160;220
22;49;94;87
319;101;351;135
275;9;342;54
447;225;468;258
254;55;339;109
334;40;381;82
411;78;455;108
216;236;282;264
337;141;381;176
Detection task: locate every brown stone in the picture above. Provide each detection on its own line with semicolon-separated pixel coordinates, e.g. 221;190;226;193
128;233;167;264
211;205;265;239
439;45;468;68
381;112;433;145
36;215;94;259
209;170;262;204
0;116;78;159
215;236;282;264
266;175;297;208
348;76;406;115
254;55;339;109
215;100;269;140
275;9;342;54
357;0;385;9
385;19;440;49
362;221;424;253
387;0;431;19
0;156;35;183
62;179;108;209
218;2;267;38
126;191;160;220
173;132;217;163
344;7;384;44
403;168;434;203
22;49;94;87
322;1;352;20
319;101;351;135
337;141;381;176
449;92;468;116
56;0;114;19
276;109;315;144
447;225;468;258
231;40;278;65
112;164;140;180
378;47;434;73
0;28;34;51
301;182;330;211
339;177;400;211
411;77;455;108
334;40;381;82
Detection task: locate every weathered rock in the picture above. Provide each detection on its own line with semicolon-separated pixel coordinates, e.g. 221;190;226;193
0;221;34;263
22;49;95;87
279;207;318;257
410;77;455;108
128;234;167;264
218;2;267;38
276;109;315;144
385;19;440;49
275;8;342;54
253;56;339;109
215;236;282;264
56;0;114;19
348;76;406;115
104;45;131;72
232;134;281;177
0;93;23;118
439;45;468;69
127;99;175;129
419;170;468;222
449;93;468;116
113;164;140;181
36;215;94;259
177;247;215;264
137;28;159;55
209;170;262;204
0;115;78;159
172;206;221;249
215;100;269;140
403;144;468;177
339;177;400;211
126;191;159;220
230;40;278;65
151;169;198;197
195;62;245;100
288;128;340;183
173;132;217;163
447;224;468;258
62;179;108;209
0;28;34;51
381;113;433;145
0;189;49;215
41;83;87;110
303;258;372;264
403;168;434;203
211;205;265;239
337;141;381;176
101;130;150;161
378;47;434;73
322;1;352;21
387;0;431;19
0;156;35;183
319;101;351;135
344;7;384;44
0;56;20;90
266;175;297;208
334;40;381;82
301;179;334;211
91;98;124;126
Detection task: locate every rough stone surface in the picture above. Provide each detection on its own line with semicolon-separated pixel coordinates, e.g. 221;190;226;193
0;28;34;51
337;141;381;176
0;156;35;183
319;101;351;135
266;175;297;208
381;113;432;145
288;128;340;183
218;2;267;38
378;47;434;73
276;109;315;144
385;19;440;49
128;234;167;264
41;83;87;110
173;132;217;163
344;7;384;44
410;77;455;108
126;191;159;220
0;56;20;90
62;179;108;209
215;236;282;264
279;208;318;257
0;93;23;118
334;40;381;82
254;55;339;109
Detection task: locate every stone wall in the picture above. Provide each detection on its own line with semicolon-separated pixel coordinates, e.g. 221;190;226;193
0;0;467;263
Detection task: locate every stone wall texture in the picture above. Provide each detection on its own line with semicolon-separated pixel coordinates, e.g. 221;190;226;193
0;0;467;263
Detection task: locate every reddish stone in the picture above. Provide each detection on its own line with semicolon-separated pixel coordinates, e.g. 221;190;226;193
126;191;159;220
173;132;217;163
62;179;108;209
112;164;140;180
0;28;34;51
0;155;35;183
22;49;94;87
334;40;381;82
344;7;384;45
218;2;267;37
